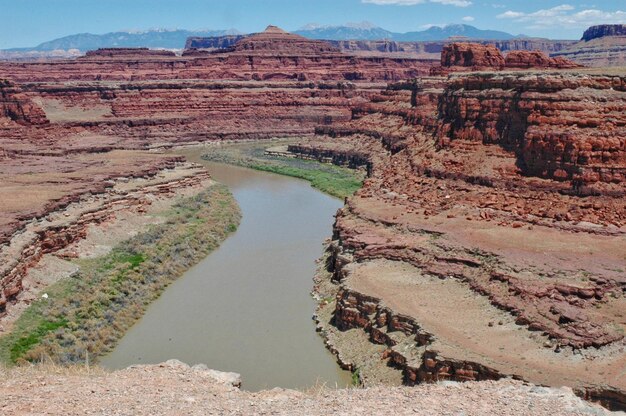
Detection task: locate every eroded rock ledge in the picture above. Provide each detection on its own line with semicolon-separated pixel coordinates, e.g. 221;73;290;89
0;162;211;318
0;360;608;415
296;70;625;411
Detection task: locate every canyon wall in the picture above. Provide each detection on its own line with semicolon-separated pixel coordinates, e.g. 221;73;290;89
437;73;626;186
552;25;626;67
0;27;406;318
436;43;581;73
0;23;624;409
0;80;48;126
0;163;209;314
0;28;434;83
186;35;575;58
292;70;625;409
582;25;626;42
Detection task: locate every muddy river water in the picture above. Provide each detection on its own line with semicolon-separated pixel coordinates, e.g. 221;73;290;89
101;152;351;390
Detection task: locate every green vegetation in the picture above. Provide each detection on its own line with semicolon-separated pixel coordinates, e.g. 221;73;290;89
351;367;362;387
0;184;240;365
201;140;365;199
10;318;68;363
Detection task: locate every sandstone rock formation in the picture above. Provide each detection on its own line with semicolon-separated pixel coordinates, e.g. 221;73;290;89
553;37;626;68
0;22;623;411
292;71;625;410
440;42;505;69
0;79;49;125
84;48;176;58
582;24;626;42
437;73;624;185
186;34;576;60
552;24;626;67
185;34;245;50
227;25;341;55
504;50;581;69
436;43;581;73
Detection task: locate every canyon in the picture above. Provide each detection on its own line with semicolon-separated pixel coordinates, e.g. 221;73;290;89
186;33;577;60
0;24;624;411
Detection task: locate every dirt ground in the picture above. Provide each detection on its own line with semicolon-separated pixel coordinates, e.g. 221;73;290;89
0;360;611;416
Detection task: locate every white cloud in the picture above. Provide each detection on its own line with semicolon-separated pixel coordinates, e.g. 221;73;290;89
462;15;475;21
433;0;472;5
363;0;427;4
496;4;626;29
498;11;524;18
420;23;446;29
362;0;472;7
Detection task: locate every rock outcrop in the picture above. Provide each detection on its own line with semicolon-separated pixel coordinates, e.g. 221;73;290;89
552;37;626;68
0;156;207;314
440;42;505;69
436;73;625;186
185;35;245;50
292;70;625;409
549;24;626;67
504;50;581;69
437;44;581;73
582;25;626;42
186;34;576;59
228;25;341;55
0;361;606;415
0;79;49;125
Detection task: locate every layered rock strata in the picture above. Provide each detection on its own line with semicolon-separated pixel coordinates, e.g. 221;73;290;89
0;79;48;125
0;159;209;315
293;72;625;409
0;27;433;83
435;43;581;73
437;73;625;186
187;35;576;59
85;48;177;58
582;25;626;42
553;37;626;68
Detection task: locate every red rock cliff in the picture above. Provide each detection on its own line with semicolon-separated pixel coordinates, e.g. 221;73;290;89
441;43;505;69
504;50;581;69
0;79;49;126
437;73;625;186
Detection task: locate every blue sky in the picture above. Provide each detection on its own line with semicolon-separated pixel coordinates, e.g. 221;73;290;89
1;0;625;48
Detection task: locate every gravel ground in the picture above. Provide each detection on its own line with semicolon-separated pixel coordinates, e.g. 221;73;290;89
0;360;612;415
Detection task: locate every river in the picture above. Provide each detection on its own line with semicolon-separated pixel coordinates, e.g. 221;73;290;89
100;151;351;390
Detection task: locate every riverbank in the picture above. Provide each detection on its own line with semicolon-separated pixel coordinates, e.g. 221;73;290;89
101;157;352;390
198;140;365;199
0;179;240;365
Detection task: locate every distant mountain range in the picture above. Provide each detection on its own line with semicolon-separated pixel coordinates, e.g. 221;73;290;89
7;29;242;52
6;23;521;53
294;22;397;41
294;23;518;41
